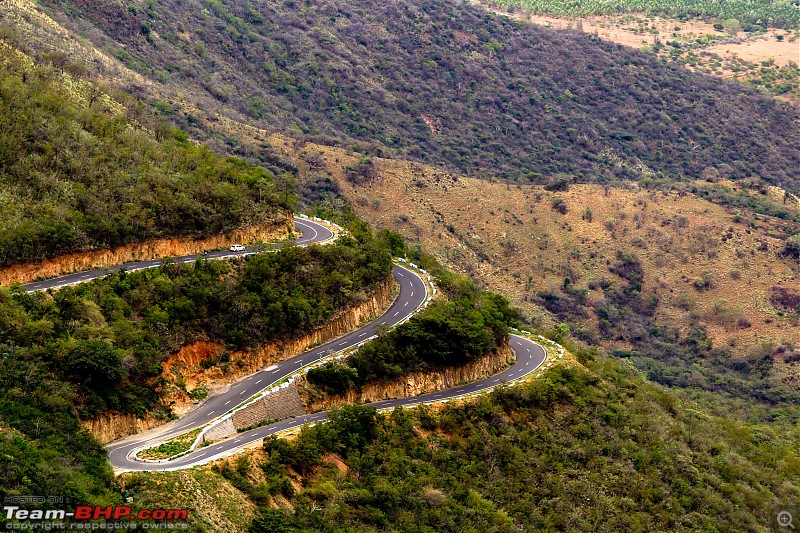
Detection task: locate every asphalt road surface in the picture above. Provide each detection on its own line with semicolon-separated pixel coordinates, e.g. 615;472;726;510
23;216;334;293
108;332;545;472
20;215;547;471
107;260;428;470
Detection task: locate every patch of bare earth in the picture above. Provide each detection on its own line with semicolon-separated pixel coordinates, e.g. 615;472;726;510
270;138;800;388
472;4;799;100
524;13;797;66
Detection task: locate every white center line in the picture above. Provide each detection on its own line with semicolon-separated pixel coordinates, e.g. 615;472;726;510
225;401;231;405
359;332;367;337
255;380;261;384
393;312;399;316
411;291;414;297
339;342;347;346
208;411;215;415
404;301;408;306
397;272;404;277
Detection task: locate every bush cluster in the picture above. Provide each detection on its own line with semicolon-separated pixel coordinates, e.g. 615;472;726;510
309;283;519;391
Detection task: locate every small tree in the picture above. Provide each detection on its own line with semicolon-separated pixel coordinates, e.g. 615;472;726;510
544;176;570;192
66;340;126;385
723;18;742;35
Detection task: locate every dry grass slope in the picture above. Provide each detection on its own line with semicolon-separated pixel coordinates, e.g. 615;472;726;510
270;137;800;390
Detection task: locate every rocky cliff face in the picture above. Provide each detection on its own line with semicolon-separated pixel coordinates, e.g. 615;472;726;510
84;412;167;445
0;211;293;286
298;342;515;413
86;275;396;443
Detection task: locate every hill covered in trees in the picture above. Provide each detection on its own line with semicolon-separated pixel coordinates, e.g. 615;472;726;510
0;41;294;267
0;223;394;508
38;0;800;191
126;356;800;532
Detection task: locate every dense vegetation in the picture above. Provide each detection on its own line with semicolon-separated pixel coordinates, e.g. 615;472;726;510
309;285;519;393
690;182;800;222
190;358;800;532
486;0;800;28
0;43;293;267
0;356;117;508
1;234;391;419
0;224;394;511
44;0;800;191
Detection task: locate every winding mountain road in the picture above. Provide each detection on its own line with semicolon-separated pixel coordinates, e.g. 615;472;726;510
22;216;547;472
23;217;333;293
110;333;544;472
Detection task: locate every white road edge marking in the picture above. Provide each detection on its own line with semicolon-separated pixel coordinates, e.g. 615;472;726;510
109;259;537;472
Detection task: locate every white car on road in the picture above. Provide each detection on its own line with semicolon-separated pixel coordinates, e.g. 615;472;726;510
230;244;246;252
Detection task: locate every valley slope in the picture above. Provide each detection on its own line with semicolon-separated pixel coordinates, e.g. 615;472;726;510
23;0;800;190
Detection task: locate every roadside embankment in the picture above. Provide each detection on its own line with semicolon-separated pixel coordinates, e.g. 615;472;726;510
297;342;515;413
85;275;396;443
0;211;294;286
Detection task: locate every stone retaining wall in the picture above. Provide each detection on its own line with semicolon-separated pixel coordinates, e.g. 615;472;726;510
231;382;306;430
203;382;306;443
202;418;236;442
